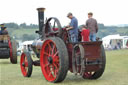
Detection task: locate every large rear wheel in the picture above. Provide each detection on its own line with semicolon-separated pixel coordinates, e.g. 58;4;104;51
82;45;106;79
40;37;69;83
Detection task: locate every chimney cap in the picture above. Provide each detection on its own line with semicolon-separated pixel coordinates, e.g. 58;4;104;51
37;8;45;12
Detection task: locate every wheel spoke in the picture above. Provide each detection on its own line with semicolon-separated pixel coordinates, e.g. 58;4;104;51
44;52;49;56
53;56;59;63
53;63;59;70
44;63;50;68
53;68;57;77
53;67;57;78
25;67;28;71
48;43;52;55
52;64;58;78
50;65;56;77
25;62;28;67
53;51;58;58
55;69;58;75
51;44;56;55
24;57;28;67
53;20;56;29
54;68;59;77
48;72;52;77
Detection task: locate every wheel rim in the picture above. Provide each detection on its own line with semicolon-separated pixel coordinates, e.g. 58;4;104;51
44;17;62;37
73;46;81;73
8;39;13;61
20;53;28;77
40;40;59;82
73;44;85;74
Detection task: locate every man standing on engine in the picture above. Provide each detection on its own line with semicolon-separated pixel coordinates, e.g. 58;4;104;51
66;13;78;43
86;12;98;41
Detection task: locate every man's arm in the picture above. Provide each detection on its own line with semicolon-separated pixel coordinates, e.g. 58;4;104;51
86;20;88;27
66;20;74;31
95;20;98;33
66;26;73;30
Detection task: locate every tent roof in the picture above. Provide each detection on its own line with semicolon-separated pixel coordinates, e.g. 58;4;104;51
22;41;33;45
102;34;127;40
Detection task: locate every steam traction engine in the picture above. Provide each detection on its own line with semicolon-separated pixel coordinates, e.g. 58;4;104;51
20;8;106;83
0;35;17;64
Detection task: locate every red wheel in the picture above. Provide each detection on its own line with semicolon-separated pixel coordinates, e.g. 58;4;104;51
20;52;33;77
9;39;17;64
40;37;69;83
82;45;106;79
8;39;13;62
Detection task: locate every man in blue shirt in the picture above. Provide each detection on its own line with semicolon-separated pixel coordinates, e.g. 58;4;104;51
0;24;4;35
66;13;78;43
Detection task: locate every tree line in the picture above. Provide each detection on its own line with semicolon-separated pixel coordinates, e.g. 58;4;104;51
2;22;128;41
4;22;38;29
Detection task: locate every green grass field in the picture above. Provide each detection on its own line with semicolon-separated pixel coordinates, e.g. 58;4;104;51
0;49;128;85
11;28;38;37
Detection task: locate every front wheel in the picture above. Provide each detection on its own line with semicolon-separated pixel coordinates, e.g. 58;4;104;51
20;52;33;77
40;37;69;83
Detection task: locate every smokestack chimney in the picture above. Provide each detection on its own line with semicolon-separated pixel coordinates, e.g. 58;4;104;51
37;8;45;34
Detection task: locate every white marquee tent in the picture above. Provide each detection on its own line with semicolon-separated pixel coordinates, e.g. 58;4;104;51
102;34;128;49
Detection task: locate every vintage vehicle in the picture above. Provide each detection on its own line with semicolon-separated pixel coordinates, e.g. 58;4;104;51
0;35;17;64
20;8;106;83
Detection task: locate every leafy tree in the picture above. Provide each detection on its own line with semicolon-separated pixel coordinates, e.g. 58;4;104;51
5;23;19;29
20;23;27;28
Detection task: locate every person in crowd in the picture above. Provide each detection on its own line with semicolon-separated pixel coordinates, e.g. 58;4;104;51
126;41;128;48
117;40;122;49
86;12;98;41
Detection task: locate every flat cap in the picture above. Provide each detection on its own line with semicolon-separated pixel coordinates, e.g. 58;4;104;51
67;12;72;17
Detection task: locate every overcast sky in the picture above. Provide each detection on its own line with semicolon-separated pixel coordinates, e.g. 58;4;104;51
0;0;128;26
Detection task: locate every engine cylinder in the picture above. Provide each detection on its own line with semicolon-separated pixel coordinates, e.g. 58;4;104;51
31;40;43;58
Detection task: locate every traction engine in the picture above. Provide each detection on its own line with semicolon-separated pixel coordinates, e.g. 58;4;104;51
20;8;106;83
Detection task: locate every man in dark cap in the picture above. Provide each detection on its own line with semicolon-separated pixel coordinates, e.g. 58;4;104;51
0;24;5;31
86;12;98;41
2;27;8;35
66;13;78;43
0;24;8;35
0;24;5;35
